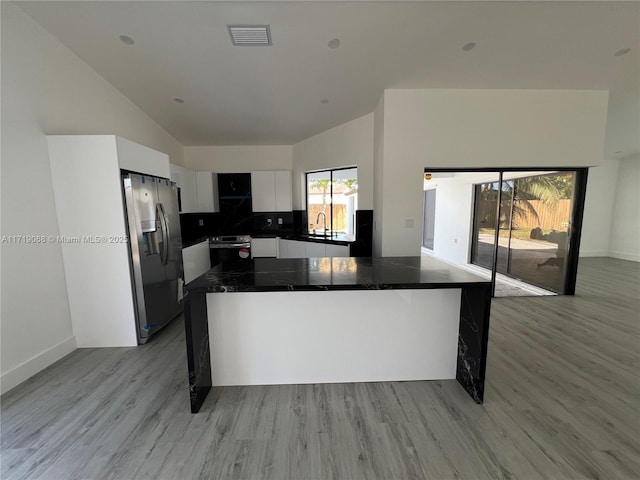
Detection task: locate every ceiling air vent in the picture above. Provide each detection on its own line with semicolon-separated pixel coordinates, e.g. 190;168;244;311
227;25;272;46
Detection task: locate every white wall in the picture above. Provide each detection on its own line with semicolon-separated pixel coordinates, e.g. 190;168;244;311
292;114;374;210
608;155;640;262
580;157;619;257
184;145;292;173
379;89;609;256
373;98;385;257
429;179;474;265
1;3;184;393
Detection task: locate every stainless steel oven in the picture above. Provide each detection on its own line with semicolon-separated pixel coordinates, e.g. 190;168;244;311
209;235;251;267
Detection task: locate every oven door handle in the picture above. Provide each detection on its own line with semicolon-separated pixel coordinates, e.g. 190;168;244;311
209;243;251;249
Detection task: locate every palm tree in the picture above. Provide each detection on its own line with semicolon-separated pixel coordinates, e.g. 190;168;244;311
510;172;573;227
310;178;330;212
476;172;573;230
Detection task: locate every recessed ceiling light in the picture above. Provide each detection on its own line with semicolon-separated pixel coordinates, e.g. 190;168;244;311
173;98;185;104
462;42;476;52
228;25;272;46
328;38;340;49
119;35;135;46
320;99;329;104
614;48;631;57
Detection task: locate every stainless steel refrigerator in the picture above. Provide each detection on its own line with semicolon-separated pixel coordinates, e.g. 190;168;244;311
122;172;184;344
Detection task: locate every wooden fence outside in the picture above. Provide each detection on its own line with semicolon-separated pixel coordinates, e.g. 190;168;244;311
477;199;572;231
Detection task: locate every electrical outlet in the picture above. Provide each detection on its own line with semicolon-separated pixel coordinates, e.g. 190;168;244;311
277;217;283;225
198;219;204;227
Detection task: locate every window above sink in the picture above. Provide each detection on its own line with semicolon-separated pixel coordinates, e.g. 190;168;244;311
306;167;357;237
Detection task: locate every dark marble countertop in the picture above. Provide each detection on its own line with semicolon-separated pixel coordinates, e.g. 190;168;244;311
185;256;491;293
281;233;354;246
250;233;279;238
182;237;210;249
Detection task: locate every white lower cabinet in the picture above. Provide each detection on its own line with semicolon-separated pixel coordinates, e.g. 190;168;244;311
305;242;326;258
277;239;350;259
251;238;278;258
326;244;350;257
286;240;306;258
182;240;211;284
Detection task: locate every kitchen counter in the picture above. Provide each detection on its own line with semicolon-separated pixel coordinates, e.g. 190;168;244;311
186;256;488;293
282;233;354;246
184;256;492;413
250;232;354;245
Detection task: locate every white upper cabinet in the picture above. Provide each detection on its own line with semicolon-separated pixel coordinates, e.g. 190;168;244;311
251;171;276;212
251;171;292;212
182;169;198;213
195;171;219;213
171;166;218;213
170;164;197;213
274;171;293;211
116;136;170;179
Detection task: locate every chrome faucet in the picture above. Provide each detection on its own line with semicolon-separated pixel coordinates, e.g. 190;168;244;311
316;212;328;236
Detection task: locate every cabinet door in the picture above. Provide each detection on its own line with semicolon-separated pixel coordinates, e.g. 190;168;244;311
195;171;215;212
251;238;277;258
251;171;276;212
181;169;198;213
170;165;199;213
278;238;288;258
274;171;292;212
288;240;306;259
218;173;252;198
305;242;326;258
170;164;183;185
182;241;211;283
326;244;350;257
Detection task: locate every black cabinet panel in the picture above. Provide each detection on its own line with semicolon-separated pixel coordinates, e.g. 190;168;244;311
217;173;251;199
217;173;253;233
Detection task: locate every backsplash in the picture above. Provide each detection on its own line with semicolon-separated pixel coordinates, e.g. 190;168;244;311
252;212;294;235
292;210;308;234
180;213;221;243
180;211;294;244
351;210;373;257
180;209;373;255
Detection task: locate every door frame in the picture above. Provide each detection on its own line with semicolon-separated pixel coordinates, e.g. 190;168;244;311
423;167;589;296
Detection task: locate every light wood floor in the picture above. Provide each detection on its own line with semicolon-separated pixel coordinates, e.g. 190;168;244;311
2;257;639;480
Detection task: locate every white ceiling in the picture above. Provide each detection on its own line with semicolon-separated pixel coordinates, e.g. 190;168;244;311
16;1;639;158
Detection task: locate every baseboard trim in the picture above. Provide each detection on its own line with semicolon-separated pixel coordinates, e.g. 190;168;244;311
608;251;640;263
1;336;77;395
579;250;609;258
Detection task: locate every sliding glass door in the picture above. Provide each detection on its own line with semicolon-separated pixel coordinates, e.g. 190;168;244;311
470;174;501;272
471;170;584;295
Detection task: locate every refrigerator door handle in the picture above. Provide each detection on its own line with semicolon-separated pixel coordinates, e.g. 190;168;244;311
156;203;167;265
158;202;170;266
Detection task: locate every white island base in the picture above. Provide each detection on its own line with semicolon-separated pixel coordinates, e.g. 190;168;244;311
207;289;461;386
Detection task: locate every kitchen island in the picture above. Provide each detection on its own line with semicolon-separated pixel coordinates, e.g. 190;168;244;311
184;256;492;413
